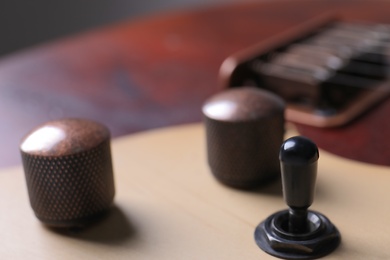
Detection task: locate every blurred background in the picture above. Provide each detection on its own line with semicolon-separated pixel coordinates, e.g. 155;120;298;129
0;0;243;57
2;0;388;169
0;0;252;168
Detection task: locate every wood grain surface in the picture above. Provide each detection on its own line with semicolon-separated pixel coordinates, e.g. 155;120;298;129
1;0;390;167
1;123;389;259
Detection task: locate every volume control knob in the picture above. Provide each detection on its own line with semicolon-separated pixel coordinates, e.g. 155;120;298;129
20;118;115;228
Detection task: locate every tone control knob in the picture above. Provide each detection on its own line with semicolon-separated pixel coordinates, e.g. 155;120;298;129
202;87;285;189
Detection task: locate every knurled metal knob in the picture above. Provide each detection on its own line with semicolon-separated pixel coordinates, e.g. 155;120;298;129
20;118;115;228
202;87;285;189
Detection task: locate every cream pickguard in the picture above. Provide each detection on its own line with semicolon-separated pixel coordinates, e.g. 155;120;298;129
0;124;388;259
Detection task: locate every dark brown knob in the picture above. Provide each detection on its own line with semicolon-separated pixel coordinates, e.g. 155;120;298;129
202;87;285;189
20;118;115;228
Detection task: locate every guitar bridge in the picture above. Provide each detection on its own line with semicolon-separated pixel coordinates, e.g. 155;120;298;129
220;14;390;127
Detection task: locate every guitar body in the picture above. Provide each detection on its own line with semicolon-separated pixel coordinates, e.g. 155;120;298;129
1;0;390;168
1;124;389;259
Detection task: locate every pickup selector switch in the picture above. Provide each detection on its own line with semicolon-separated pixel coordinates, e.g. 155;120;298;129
254;136;341;259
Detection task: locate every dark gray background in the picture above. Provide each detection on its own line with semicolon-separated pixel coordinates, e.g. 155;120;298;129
0;0;243;57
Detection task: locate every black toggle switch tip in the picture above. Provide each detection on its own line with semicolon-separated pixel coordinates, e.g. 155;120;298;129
280;136;319;165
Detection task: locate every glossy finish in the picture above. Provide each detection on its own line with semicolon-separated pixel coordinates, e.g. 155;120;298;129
280;136;319;165
203;87;285;189
202;87;285;122
280;136;319;233
280;136;318;209
20;118;109;156
20;118;115;227
255;136;340;259
2;0;390;167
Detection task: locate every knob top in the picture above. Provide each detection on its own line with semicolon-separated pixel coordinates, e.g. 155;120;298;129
20;118;109;157
202;87;285;122
280;136;319;165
